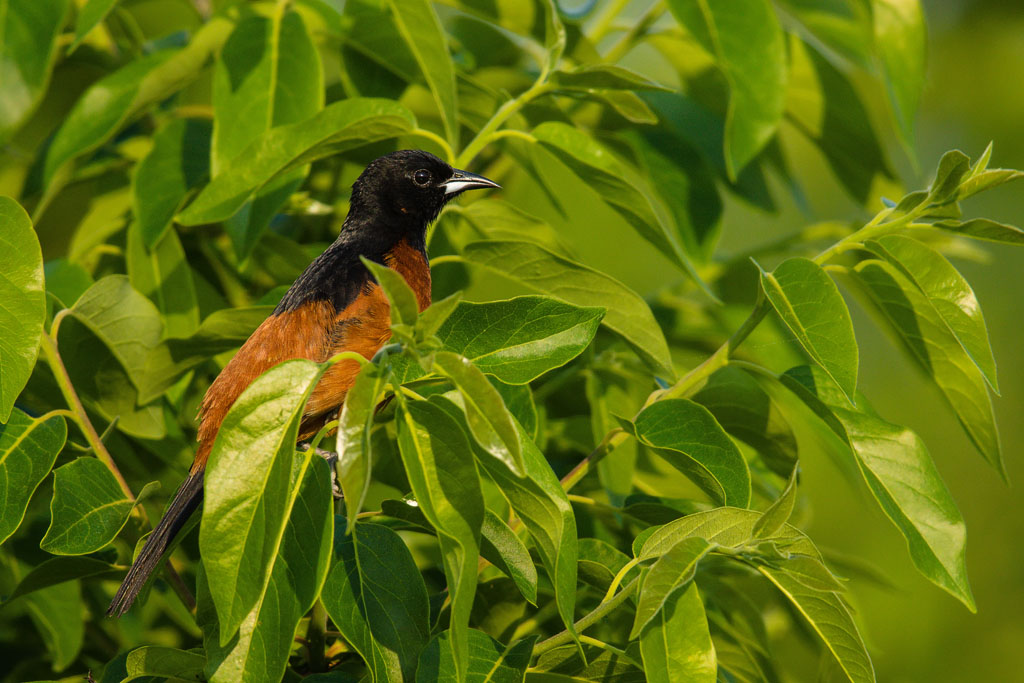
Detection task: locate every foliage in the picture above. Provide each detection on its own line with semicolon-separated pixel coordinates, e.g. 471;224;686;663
0;0;1021;681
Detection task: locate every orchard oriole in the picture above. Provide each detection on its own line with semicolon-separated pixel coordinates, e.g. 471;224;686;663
107;150;499;616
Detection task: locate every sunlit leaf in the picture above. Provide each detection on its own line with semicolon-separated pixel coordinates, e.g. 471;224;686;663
0;409;66;546
873;0;926;150
40;457;134;555
639;582;717;683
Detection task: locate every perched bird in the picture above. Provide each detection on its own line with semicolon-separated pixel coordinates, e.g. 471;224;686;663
107;150;499;616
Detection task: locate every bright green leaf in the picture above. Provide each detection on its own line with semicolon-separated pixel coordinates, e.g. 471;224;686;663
336;362;386;527
124;646;206;682
639;582;717;683
416;629;534;683
934;218;1024;246
752;467;798;539
631;537;714;639
481;509;538;605
127;222;200;339
361;256;420;326
40;457;134;555
0;197;45;422
69;0;118;51
873;0;926;150
0;409;66;546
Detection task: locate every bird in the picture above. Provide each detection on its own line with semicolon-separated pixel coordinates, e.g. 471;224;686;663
107;149;499;616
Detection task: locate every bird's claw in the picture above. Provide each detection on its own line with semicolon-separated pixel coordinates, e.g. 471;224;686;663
299;443;344;500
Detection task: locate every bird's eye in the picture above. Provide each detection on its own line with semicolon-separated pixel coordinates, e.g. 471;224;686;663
413;169;431;186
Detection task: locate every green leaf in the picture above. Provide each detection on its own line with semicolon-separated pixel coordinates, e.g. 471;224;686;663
127;222;200;339
321;521;431;682
416;629;534;682
132;117;212;248
396;398;485;683
585;366;645;506
956;168;1024;201
44;258;93;308
69;0;118;50
666;0;786;178
927;150;971;204
124;646;206;682
752;467;798;539
577;538;633;592
431;396;580;647
532;642;644;681
781;364;975;610
45;16;233;182
772;554;846;593
213;9;323;260
416;291;462;342
200;455;333;683
3;555;116;603
140;306;273;402
785;35;893;204
934;218;1024;246
775;0;874;67
387;0;457;144
532;122;707;291
638;507;819;561
631;537;714;639
66;275;164;391
638;582;717;683
0;197;45;422
490;378;539;442
625;399;751;508
550;65;670;92
179;98;415;225
0;0;69;141
361;256;420;326
336;363;386;530
691;366;797;478
461;240;675;379
759;257;858;402
434;351;524;476
433;296;604;385
24;579;83;672
758;566;874;682
850;260;1002;478
865;234;998;391
199;359;329;644
40;457;133;555
873;0;926;150
481;509;538;605
591;90;659;124
0;409;66;546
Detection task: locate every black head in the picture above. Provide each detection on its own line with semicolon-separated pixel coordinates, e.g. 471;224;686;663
347;150;499;231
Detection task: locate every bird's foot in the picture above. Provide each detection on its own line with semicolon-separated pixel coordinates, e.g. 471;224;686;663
299;443;344;500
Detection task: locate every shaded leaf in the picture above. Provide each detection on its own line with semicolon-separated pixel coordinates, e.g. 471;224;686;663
3;555;116;603
631;537;714;638
752;467;798;539
481;510;538;605
70;0;117;50
776;0;874;67
24;579;83;672
127;222;200;339
415;629;534;683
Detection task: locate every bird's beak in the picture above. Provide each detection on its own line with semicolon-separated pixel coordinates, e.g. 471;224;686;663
442;169;501;195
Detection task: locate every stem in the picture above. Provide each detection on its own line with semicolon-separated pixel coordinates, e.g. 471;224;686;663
306;600;329;673
455;81;552;168
559;429;627;492
40;333;134;500
533;577;640;656
409;128;454;165
603;1;665;63
603;557;640;603
587;0;631;43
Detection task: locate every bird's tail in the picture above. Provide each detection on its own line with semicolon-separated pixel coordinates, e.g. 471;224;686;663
106;469;204;617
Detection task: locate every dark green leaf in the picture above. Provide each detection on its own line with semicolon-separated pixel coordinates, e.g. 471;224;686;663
24;579;83;672
40;457;134;555
388;0;457;144
0;197;45;421
3;555;116;603
631;537;714;639
865;234;997;391
585;366;645;505
759;257;858;402
140;306;273;402
927;150;971;204
435;351;524;475
752;467;798;539
396;398;485;682
638;583;716;683
44;258;93;308
433;296;603;385
415;629;534;683
781;364;975;609
199;359;329;643
776;0;874;67
758;566;874;682
132;117;212;248
322;521;430;681
481;509;538;604
666;0;786;178
0;0;69;140
127;222;200;338
336;362;386;527
626;399;751;508
551;65;670;92
0;409;66;546
577;538;632;592
849;260;1002;478
179;98;416;225
461;240;674;379
873;0;926;150
124;646;206;681
532;122;707;291
200;456;333;682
